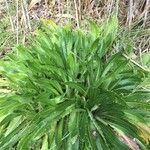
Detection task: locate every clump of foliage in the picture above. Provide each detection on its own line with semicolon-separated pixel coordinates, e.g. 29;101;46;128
0;17;150;150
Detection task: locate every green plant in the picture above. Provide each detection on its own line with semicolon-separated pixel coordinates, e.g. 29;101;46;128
0;17;150;150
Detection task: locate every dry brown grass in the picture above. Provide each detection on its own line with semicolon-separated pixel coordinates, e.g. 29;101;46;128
27;0;150;28
1;1;150;29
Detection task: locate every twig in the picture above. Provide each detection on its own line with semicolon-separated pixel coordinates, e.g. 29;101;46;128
115;0;119;16
123;53;150;72
143;0;149;27
58;0;61;17
66;0;69;22
16;0;19;47
74;0;80;28
21;0;28;30
23;0;31;31
78;0;81;21
5;0;15;32
127;0;134;29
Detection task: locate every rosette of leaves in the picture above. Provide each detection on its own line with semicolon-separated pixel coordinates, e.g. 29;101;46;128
0;17;150;150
